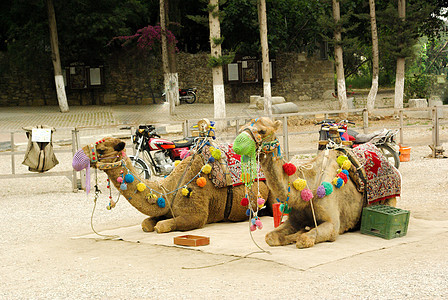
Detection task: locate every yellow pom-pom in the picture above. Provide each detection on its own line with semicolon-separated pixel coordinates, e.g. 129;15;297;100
342;160;352;170
197;177;207;187
212;148;222;160
332;177;339;186
174;160;181;167
182;188;189;197
337;155;348;167
209;146;215;152
137;182;146;192
293;178;307;191
337;168;342;174
202;164;212;174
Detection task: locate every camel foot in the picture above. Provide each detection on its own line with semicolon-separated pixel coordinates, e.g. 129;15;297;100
296;232;316;249
141;218;157;232
154;219;174;233
265;231;287;246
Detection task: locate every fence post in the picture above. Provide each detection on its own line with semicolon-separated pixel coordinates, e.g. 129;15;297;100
362;109;369;134
399;110;404;145
432;107;440;157
10;132;15;175
282;115;289;161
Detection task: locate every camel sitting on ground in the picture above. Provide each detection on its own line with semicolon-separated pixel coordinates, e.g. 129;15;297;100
73;137;272;233
233;117;400;248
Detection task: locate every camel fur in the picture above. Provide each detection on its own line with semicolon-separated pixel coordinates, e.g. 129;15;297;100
235;117;397;248
80;137;272;233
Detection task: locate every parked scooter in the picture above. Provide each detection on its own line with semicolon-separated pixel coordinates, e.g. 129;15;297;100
161;87;197;104
317;119;400;169
129;125;195;179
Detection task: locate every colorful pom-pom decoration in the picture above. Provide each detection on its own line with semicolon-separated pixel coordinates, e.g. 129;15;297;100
136;182;146;192
202;164;212;174
280;203;291;214
338;172;348;183
180;149;191;160
157;197;166;208
257;197;265;207
316;185;326;198
208;156;215;163
117;177;123;183
250;224;257;231
337;155;348;167
293;178;307;191
240;197;249;206
342;159;352;170
255;219;263;229
120;183;127;190
211;148;222;160
182;187;189;197
282;163;297;176
174;160;181;167
333;177;344;188
322;181;333;195
301;188;314;202
124;174;134;183
196;177;207;188
341;169;349;176
246;209;251;216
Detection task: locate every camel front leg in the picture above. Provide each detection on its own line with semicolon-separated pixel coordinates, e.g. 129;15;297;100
154;214;208;233
265;220;305;246
296;221;338;249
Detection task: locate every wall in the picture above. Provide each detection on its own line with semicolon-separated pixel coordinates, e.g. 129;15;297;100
0;52;334;106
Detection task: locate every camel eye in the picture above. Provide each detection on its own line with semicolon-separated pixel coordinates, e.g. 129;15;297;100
259;130;266;135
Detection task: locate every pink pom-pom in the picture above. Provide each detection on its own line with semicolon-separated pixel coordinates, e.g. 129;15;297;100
338;172;348;183
316;185;326;198
250;224;257;231
240;197;249;206
255;219;263;229
180;149;191;160
117;177;123;183
282;163;297;176
301;188;314;202
257;197;265;206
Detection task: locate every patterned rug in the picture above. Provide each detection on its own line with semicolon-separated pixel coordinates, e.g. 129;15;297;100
202;144;265;188
349;143;401;204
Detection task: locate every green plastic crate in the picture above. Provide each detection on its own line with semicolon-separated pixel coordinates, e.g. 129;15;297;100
360;205;410;239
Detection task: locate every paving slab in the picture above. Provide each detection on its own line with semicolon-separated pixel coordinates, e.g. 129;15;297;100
75;216;448;271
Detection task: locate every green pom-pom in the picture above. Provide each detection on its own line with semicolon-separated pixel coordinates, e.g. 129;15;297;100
322;181;333;195
233;132;256;156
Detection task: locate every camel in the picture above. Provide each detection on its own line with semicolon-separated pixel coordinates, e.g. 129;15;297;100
233;117;399;248
73;137;272;233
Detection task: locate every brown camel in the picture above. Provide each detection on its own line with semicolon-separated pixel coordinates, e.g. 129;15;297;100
74;137;272;233
233;117;398;248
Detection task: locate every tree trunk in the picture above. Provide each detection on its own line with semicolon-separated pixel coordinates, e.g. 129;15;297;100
367;0;379;113
394;0;406;110
209;0;226;131
258;0;272;117
46;0;69;113
332;0;348;116
160;0;178;115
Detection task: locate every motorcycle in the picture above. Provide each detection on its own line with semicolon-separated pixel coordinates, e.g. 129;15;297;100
129;125;196;179
317;119;400;169
161;87;197;104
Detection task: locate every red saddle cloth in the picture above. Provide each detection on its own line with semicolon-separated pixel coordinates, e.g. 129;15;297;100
351;143;401;204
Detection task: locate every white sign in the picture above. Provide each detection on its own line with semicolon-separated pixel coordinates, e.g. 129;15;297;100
32;128;52;142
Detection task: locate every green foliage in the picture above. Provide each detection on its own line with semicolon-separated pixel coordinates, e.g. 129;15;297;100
207;52;235;68
404;73;436;99
212;36;225;45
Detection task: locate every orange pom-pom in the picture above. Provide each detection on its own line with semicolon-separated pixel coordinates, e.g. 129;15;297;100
196;177;207;187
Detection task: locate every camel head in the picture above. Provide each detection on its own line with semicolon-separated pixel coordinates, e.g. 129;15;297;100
73;137;126;171
233;117;282;156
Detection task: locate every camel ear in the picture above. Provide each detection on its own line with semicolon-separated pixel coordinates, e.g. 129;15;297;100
273;120;282;131
114;141;126;152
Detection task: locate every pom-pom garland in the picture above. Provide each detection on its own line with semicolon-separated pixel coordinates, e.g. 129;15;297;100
202;164;212;174
124;174;134;183
333;177;344;188
211;148;222;160
181;187;193;197
137;182;146;192
293;178;307;191
120;183;127;190
322;181;333;195
157;197;166;208
196;177;207;187
337;172;348;183
240;197;249;206
337;155;348;167
316;185;326;198
257;197;265;207
342;159;352;170
174;160;181;167
208;156;215;163
117;176;123;183
301;188;314;202
280;203;291;214
282;163;297;176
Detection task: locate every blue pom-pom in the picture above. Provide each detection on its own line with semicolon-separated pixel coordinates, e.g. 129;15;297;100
246;209;251;216
208;156;215;163
335;177;344;188
157;197;166;208
124;174;134;183
251;218;256;225
341;169;349;176
120;183;127;190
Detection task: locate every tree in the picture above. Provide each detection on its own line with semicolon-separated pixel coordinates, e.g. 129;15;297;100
394;0;406;110
208;0;226;130
46;0;68;112
366;0;379;113
258;0;272;116
332;0;348;114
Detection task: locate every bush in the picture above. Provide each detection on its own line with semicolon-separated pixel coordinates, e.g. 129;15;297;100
404;73;435;100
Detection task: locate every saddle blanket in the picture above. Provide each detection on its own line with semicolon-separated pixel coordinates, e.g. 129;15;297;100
202;144;265;188
350;143;401;204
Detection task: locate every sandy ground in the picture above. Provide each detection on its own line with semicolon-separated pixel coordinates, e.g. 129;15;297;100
1;126;448;299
